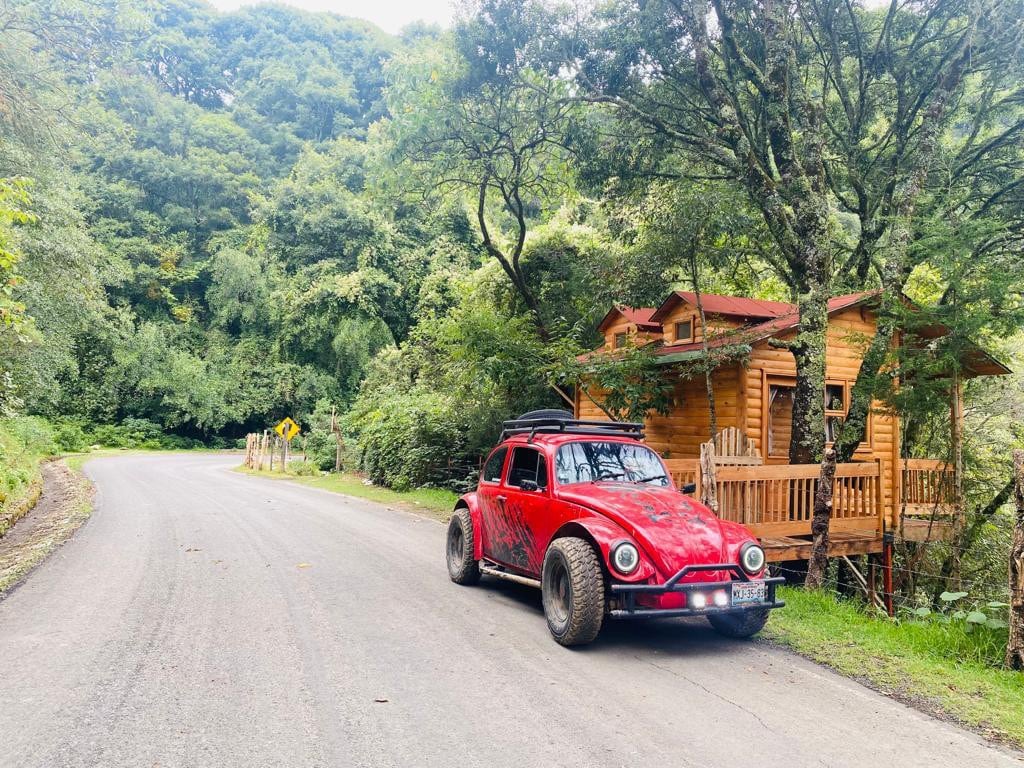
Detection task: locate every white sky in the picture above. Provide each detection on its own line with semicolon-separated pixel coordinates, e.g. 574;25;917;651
208;0;456;34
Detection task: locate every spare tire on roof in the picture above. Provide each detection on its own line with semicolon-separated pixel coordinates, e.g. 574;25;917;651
516;408;574;421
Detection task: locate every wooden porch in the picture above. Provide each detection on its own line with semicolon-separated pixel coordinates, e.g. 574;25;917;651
664;454;958;562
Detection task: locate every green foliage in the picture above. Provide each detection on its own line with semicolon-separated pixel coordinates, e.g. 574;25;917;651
345;279;558;490
301;400;342;472
0;177;37;333
547;335;672;423
346;388;467;491
0;416;55;532
902;592;1010;665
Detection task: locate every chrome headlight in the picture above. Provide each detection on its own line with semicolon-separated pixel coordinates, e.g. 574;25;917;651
612;542;640;575
740;543;766;575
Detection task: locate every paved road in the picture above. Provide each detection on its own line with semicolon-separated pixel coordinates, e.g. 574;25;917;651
0;454;1019;768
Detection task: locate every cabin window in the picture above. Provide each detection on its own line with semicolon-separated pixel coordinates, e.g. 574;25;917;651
767;384;794;459
613;332;627;349
675;320;693;343
825;382;848;444
507;447;548;489
482;447;508;484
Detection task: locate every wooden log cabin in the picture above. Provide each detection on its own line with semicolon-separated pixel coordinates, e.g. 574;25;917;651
576;291;1011;565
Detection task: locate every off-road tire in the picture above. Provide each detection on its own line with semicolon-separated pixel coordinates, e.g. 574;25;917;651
541;537;605;646
707;608;770;639
446;507;480;585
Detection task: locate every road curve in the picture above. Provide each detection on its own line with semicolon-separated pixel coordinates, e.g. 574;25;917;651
0;453;1018;768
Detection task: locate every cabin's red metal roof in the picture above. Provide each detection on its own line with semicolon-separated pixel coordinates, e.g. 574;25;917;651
596;306;662;333
650;292;795;323
584;290;1009;378
738;291;879;340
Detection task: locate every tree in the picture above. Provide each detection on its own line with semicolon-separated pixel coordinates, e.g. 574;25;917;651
563;0;1024;467
381;31;579;338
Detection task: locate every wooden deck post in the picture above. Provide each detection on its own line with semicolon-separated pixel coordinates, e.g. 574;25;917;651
867;555;878;609
882;530;895;617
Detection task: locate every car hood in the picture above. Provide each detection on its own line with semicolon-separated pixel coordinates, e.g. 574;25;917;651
556;483;731;580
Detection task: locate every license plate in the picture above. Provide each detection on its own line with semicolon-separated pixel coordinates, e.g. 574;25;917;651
731;581;766;605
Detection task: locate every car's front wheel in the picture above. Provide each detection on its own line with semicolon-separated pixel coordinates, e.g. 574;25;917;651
446;507;480;585
541;537;605;646
707;608;770;638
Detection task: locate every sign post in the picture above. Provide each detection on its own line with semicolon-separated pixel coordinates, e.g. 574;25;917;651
274;418;301;472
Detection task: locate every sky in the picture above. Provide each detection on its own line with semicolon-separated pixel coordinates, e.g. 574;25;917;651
208;0;456;33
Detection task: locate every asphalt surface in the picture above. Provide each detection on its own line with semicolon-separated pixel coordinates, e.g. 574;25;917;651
0;453;1019;768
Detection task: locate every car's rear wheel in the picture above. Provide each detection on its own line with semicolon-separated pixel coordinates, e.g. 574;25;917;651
707;608;770;638
446;507;480;585
541;537;605;646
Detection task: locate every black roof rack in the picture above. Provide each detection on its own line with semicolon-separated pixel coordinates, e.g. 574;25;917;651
499;418;645;443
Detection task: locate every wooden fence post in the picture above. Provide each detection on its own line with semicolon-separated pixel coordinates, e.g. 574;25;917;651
699;441;718;513
1006;449;1024;670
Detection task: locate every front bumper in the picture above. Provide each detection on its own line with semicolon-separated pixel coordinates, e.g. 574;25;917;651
609;563;785;619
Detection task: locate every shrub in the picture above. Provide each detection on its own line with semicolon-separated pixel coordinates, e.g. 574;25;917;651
2;416;57;457
52;420;89;452
302;400;343;472
84;420;202;450
345;389;475;491
901;591;1010;667
288;459;320;476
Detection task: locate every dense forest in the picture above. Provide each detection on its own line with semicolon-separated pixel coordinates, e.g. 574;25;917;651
1;0;1022;526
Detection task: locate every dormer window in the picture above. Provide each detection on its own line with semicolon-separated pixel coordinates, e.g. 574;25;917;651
613;332;627;349
675;320;693;343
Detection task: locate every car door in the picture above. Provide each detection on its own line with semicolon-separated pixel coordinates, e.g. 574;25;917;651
477;445;509;563
501;446;555;576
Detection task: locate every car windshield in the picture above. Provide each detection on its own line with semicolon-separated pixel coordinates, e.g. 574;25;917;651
554;441;669;487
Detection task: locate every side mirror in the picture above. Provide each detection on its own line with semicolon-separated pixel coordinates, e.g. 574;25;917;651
681;482;696;494
520;479;544;492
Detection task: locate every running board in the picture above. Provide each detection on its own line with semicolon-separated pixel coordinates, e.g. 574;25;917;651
479;562;541;589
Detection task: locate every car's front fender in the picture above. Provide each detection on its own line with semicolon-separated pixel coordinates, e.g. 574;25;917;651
551;509;656;583
455;492;484;560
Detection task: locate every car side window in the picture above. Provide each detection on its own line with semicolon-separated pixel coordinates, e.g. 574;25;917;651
482;447;508;484
507;447;547;489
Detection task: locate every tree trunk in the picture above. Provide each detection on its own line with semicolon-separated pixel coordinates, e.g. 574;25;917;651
806;448;837;589
689;250;717;441
788;287;830;465
1006;450;1024;670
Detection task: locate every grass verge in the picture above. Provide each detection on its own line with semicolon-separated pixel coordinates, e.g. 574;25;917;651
0;417;52;536
0;460;93;593
765;586;1024;748
235;466;459;522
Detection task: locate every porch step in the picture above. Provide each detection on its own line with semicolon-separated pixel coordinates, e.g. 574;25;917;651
760;531;883;562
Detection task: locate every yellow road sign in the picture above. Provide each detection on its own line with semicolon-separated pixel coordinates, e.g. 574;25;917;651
274;417;300;442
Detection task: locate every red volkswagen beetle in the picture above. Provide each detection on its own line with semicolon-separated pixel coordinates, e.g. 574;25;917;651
445;412;784;646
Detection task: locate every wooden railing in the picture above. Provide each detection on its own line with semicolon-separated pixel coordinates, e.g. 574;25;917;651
665;459;883;539
900;458;955;517
663;458;700;491
713;462;884;538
